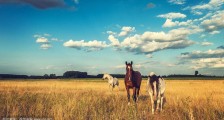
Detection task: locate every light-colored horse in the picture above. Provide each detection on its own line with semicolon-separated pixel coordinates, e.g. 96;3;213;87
102;73;119;91
146;72;165;114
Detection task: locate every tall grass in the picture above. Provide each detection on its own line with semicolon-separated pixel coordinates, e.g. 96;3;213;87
0;79;224;120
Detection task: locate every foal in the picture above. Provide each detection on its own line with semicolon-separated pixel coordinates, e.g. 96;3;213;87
146;72;166;114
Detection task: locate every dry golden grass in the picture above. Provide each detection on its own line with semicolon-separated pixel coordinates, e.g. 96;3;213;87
0;79;224;120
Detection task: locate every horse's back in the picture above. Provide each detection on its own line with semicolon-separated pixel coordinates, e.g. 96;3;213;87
147;77;165;94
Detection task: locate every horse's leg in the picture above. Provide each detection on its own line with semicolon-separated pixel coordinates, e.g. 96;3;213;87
149;91;154;114
132;87;137;103
126;87;130;105
160;95;164;111
136;87;140;102
156;91;161;111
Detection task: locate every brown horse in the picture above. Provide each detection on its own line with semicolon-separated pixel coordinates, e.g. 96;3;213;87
125;61;142;105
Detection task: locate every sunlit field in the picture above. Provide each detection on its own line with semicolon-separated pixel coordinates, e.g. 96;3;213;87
0;79;224;120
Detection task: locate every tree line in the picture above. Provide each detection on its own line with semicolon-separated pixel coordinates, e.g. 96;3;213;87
0;70;223;79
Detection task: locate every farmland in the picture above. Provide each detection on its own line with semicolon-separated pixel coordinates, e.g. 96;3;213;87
0;79;224;120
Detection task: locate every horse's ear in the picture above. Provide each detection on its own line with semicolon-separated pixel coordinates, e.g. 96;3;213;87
125;61;127;65
131;61;133;65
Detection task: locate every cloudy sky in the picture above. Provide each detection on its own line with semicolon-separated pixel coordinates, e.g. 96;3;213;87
0;0;224;76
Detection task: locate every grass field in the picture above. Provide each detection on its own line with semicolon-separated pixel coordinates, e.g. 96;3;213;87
0;79;224;120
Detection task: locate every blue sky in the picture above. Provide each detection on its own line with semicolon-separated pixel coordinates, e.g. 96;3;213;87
0;0;224;76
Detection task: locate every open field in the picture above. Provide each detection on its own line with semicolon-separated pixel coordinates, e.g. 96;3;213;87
0;79;224;120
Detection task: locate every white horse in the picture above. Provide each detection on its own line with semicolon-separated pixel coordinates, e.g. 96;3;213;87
102;73;119;91
146;72;165;114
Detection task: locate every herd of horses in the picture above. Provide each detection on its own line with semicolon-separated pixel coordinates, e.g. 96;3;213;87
102;61;166;114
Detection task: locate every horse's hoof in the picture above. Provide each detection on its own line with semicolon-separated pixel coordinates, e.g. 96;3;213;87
152;109;155;114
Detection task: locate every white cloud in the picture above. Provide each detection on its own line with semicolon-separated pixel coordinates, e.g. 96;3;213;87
201;10;224;32
34;34;53;50
192;0;224;10
163;19;178;27
193;12;213;22
118;26;135;37
201;41;213;46
162;19;193;27
146;54;153;58
189;25;204;33
134;64;144;69
51;38;63;42
166;63;177;67
66;27;195;54
63;22;201;56
179;20;193;26
139;27;192;42
107;31;116;35
192;11;203;15
168;0;186;5
185;0;224;15
191;58;224;69
209;30;220;34
191;3;211;10
40;44;52;50
180;48;224;69
180;49;224;59
140;40;194;54
63;40;108;51
157;12;186;19
119;28;195;54
200;34;206;38
113;65;125;69
51;38;59;41
36;37;49;43
108;35;120;46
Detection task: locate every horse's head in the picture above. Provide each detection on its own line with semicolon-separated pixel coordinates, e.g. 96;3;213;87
102;73;108;80
125;61;133;81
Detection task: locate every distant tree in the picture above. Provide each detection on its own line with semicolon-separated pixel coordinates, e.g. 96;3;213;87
50;74;56;79
43;74;49;79
63;71;78;78
195;71;199;76
97;74;103;78
63;71;87;78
